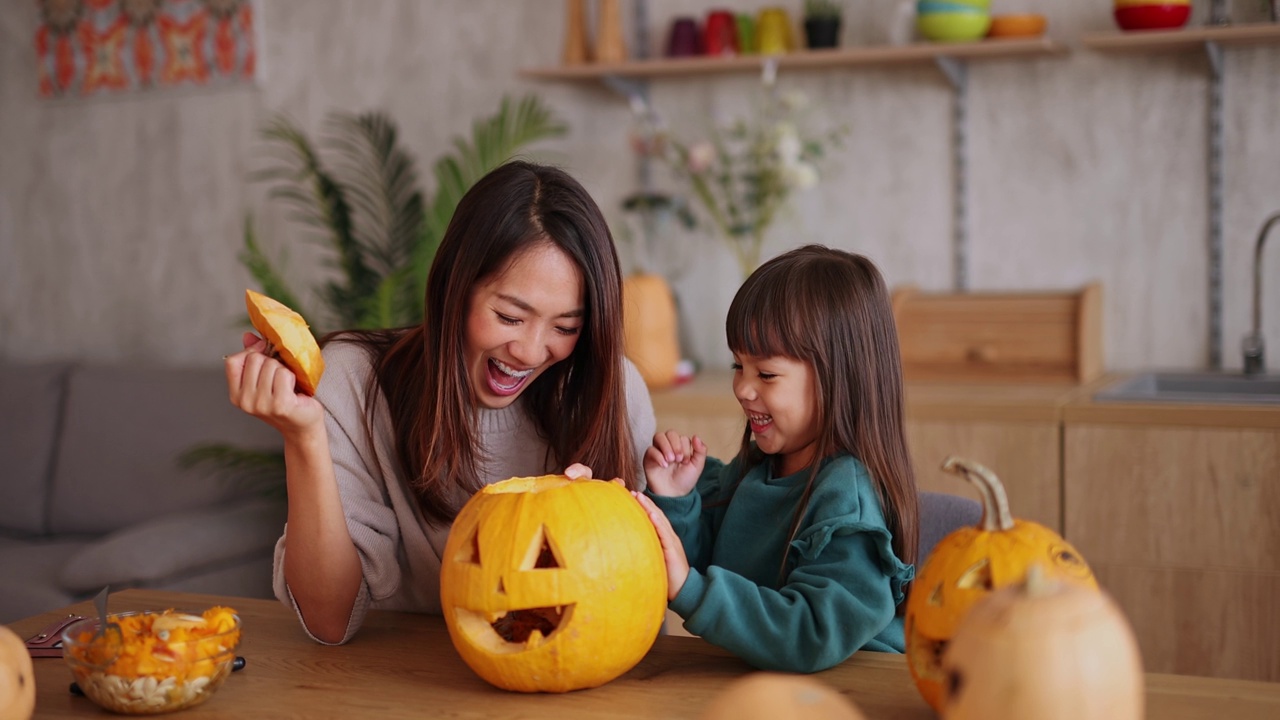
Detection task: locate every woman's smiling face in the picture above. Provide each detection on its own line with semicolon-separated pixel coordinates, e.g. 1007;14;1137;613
464;242;585;409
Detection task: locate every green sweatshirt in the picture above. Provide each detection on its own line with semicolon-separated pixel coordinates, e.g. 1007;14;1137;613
648;452;913;673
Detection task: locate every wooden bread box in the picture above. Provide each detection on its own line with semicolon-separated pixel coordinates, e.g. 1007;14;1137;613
891;282;1102;384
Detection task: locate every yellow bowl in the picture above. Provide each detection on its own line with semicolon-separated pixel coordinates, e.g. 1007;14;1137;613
62;609;241;715
988;13;1047;38
918;11;992;42
1115;0;1189;6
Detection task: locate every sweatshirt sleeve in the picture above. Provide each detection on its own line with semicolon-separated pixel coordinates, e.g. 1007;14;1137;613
272;341;404;644
622;358;657;490
669;464;914;673
646;455;733;572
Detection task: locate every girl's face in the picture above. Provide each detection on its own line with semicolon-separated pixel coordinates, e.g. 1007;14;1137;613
732;353;820;477
464;242;584;410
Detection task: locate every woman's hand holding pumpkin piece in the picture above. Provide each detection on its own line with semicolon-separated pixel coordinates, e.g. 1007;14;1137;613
643;430;706;497
632;491;689;600
225;332;326;440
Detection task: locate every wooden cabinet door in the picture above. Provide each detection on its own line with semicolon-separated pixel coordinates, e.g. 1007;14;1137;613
907;420;1062;533
1064;423;1280;681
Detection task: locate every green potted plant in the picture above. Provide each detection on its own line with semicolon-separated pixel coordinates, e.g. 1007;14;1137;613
803;0;843;49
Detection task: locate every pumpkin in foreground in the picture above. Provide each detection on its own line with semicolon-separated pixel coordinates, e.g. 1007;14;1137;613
244;289;326;395
700;672;867;720
0;624;35;720
941;566;1144;720
905;456;1099;712
439;475;667;692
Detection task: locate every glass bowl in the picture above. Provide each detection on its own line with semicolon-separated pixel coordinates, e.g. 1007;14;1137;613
61;608;241;715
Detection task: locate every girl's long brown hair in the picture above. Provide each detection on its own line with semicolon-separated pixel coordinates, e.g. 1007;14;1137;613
326;161;639;524
725;244;919;579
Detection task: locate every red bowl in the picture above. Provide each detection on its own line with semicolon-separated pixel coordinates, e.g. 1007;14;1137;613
1114;4;1191;30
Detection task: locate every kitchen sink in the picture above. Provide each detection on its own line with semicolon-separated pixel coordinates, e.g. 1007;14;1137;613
1094;372;1280;405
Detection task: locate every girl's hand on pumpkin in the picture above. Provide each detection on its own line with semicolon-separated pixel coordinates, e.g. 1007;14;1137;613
226;331;325;438
632;491;689;600
643;431;706;497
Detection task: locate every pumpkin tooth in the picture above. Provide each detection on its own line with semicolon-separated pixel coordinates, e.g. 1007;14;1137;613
485;610;504;624
525;628;544;649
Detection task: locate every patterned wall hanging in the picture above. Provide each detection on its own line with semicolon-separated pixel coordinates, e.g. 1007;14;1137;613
35;0;259;98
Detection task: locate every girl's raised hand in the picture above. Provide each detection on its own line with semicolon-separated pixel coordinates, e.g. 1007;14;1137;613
632;491;688;600
643;430;706;497
225;331;324;437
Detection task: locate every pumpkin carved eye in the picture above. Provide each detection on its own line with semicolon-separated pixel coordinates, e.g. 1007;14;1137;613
956;559;993;591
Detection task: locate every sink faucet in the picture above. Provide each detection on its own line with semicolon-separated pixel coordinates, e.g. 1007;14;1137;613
1242;212;1279;375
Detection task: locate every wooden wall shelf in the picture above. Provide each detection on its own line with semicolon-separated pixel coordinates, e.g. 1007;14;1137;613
520;37;1067;82
1081;21;1280;53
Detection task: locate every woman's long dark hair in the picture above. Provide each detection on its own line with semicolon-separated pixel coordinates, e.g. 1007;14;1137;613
327;161;638;524
726;244;919;577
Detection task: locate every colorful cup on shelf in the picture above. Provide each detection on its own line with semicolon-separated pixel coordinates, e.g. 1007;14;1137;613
736;13;757;54
704;9;739;56
667;16;702;57
756;7;793;55
1113;0;1191;31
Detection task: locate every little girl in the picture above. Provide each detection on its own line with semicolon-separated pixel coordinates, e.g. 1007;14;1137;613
634;244;919;673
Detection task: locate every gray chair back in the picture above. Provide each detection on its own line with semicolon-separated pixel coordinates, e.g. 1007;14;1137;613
917;491;983;567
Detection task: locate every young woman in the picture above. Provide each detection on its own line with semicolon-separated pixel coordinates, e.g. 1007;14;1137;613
635;244;919;673
226;161;656;643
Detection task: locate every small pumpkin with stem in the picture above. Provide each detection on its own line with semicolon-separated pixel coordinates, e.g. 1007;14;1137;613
941;564;1144;720
905;456;1099;713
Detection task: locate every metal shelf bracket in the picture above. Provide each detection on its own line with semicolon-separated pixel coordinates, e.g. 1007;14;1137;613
936;55;971;291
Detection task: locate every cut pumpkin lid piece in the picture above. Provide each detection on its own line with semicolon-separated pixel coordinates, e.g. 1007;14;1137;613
245;289;325;395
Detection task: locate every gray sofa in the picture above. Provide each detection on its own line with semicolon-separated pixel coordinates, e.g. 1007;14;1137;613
0;360;286;624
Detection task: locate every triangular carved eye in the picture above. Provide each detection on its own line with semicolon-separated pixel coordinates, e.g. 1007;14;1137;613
455;528;481;564
957;559;993;590
496;577;507;595
928;583;943;606
521;525;561;570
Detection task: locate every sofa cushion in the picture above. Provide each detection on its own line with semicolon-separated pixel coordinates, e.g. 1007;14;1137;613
48;364;282;535
0;537;86;624
58;497;286;593
0;361;71;535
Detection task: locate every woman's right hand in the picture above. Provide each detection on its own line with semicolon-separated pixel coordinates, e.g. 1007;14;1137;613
225;331;325;438
643;430;706;497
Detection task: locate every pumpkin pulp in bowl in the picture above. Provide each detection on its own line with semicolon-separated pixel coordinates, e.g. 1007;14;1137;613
62;607;241;715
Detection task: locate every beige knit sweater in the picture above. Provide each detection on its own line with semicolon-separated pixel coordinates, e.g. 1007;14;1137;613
272;340;656;643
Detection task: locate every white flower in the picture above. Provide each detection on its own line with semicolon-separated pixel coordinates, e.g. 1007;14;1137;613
774;123;802;163
783;161;819;189
687;141;716;173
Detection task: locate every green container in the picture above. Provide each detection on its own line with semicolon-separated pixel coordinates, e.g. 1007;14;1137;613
917;11;992;42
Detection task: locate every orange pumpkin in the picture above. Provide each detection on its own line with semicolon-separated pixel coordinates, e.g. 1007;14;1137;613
245;289;325;395
0;624;35;720
700;672;868;720
941;566;1144;720
622;274;681;389
439;475;667;692
905;456;1098;713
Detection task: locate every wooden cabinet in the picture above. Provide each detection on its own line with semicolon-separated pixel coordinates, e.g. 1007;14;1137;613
1063;402;1280;682
905;382;1079;534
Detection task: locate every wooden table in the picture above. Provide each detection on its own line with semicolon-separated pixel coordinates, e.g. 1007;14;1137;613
13;589;1280;719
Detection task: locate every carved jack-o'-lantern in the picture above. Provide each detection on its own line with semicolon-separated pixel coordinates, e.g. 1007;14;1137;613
439;475;668;693
905;457;1098;713
940;566;1144;720
0;624;35;720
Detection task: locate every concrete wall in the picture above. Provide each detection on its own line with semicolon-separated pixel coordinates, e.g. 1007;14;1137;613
2;0;1277;374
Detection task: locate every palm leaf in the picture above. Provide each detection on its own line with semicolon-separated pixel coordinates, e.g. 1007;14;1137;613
178;444;287;500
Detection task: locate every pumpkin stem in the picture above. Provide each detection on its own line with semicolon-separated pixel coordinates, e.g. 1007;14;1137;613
941;456;1015;532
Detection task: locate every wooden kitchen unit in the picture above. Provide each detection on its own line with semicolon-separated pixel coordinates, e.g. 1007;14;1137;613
1063;397;1280;682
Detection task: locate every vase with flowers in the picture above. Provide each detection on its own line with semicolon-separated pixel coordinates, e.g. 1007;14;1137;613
657;81;845;279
